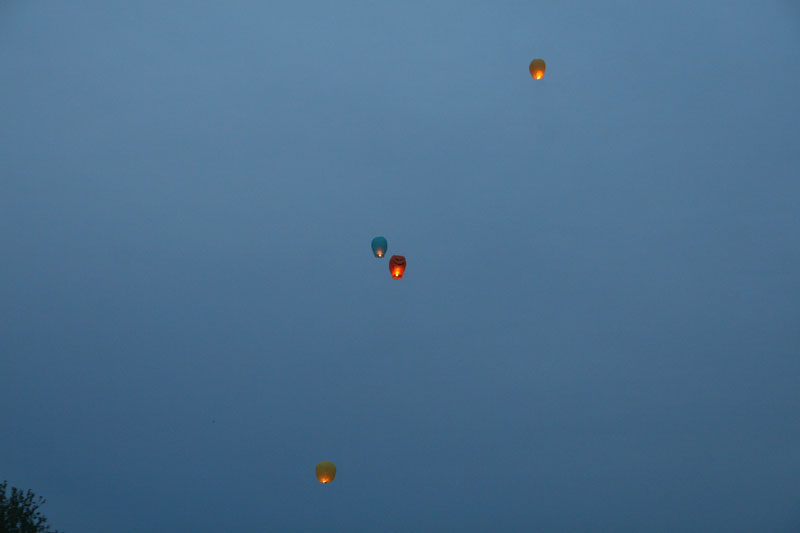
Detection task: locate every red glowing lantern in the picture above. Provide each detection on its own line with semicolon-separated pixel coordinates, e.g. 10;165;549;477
389;255;406;279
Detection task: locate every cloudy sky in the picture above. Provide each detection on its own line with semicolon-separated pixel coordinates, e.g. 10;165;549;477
1;1;798;531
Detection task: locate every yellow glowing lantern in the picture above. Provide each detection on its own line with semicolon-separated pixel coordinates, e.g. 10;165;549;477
316;461;337;484
389;255;406;279
529;58;546;80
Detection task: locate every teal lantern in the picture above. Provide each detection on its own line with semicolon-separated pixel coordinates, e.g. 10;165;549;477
371;236;388;258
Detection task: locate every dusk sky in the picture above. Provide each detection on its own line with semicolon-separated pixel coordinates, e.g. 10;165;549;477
1;1;799;531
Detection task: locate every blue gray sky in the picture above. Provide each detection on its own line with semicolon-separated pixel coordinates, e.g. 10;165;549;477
1;1;799;531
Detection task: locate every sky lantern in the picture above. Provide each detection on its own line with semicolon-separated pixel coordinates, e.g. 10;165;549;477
316;461;337;484
389;255;406;279
371;236;388;258
529;58;546;80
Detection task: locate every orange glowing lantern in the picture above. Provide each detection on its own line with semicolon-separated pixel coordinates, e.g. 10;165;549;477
529;58;546;80
316;461;337;484
389;255;406;279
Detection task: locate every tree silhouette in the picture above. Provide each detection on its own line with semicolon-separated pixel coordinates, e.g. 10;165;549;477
0;481;61;533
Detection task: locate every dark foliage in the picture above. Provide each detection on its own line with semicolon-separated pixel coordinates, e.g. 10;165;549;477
0;481;61;533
